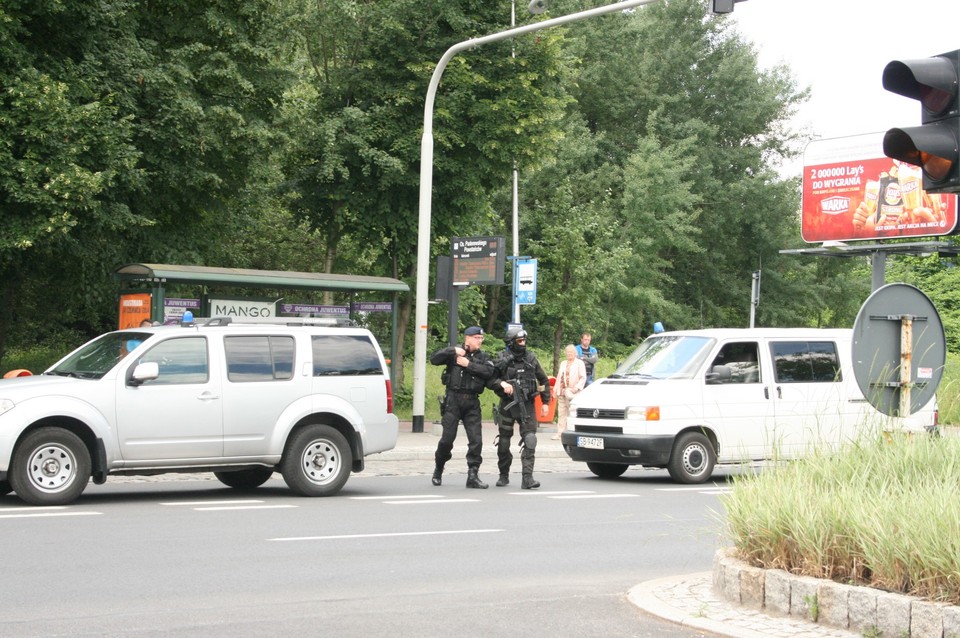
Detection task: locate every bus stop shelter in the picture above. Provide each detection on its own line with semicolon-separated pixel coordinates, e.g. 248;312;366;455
114;263;409;380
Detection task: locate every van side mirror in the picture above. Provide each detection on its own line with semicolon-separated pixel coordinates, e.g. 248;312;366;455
706;364;732;384
129;361;159;386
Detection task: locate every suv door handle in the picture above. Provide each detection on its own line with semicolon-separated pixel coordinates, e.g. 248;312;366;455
197;392;220;401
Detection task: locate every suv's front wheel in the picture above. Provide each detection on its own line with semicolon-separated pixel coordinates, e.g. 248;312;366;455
10;428;91;505
281;424;352;496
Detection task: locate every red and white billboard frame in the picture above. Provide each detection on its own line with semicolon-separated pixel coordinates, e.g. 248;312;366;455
801;132;958;243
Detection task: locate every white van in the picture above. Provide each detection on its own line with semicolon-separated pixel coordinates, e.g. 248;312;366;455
561;328;938;484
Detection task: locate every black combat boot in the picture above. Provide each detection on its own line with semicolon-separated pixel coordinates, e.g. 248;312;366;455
466;468;488;489
431;466;443;486
521;474;540;490
495;474;510;487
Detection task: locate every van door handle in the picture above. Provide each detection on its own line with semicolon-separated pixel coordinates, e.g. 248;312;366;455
197;392;220;402
777;386;782;399
764;387;769;400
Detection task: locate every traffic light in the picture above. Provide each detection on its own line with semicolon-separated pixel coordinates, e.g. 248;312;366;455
882;49;960;194
710;0;746;14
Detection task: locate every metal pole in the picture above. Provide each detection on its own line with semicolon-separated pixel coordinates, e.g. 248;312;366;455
900;316;913;417
511;1;521;324
412;0;662;432
512;165;520;323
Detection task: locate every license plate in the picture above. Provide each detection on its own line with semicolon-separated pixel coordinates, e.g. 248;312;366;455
577;436;604;450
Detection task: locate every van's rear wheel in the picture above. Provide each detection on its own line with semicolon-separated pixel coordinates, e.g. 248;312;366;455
586;462;629;479
667;432;714;484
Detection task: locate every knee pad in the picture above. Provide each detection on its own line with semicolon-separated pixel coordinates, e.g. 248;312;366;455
522;431;537;451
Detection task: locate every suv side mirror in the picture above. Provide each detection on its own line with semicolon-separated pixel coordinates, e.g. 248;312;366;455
705;364;732;384
129;361;159;386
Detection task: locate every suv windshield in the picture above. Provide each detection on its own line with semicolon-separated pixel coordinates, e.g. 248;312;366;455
610;335;714;380
47;332;152;379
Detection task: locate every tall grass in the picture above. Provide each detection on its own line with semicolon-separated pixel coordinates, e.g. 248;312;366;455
722;432;960;604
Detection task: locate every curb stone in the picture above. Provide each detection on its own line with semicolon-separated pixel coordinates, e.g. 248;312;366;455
714;549;960;637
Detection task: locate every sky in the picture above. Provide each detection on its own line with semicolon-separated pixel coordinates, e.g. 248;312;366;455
728;0;960;177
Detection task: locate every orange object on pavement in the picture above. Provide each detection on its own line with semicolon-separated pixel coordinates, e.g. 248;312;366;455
535;376;557;423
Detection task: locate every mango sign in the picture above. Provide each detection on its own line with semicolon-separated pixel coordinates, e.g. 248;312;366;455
801;133;958;243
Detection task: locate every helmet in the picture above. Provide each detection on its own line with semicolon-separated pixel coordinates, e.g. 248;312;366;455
505;327;528;354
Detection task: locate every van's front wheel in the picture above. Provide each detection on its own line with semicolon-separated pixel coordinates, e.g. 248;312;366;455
667;432;714;484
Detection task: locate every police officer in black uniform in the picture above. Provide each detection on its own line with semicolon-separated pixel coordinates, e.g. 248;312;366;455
430;326;495;488
490;327;550;489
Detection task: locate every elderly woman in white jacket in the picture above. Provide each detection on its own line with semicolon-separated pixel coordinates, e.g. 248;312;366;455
552;344;587;440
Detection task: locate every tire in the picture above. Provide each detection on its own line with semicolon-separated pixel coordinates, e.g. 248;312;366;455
281;424;352;497
586;462;629;479
10;428;91;505
214;467;274;490
667;432;715;484
0;479;11;496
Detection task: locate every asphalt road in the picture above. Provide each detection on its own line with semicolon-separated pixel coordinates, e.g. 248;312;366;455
0;470;730;637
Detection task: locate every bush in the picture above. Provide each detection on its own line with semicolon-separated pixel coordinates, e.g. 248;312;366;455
721;432;960;604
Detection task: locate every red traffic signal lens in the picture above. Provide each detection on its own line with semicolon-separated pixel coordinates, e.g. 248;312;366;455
921;152;954;182
883;124;958;183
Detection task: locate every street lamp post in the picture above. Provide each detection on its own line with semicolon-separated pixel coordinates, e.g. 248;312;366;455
411;0;661;433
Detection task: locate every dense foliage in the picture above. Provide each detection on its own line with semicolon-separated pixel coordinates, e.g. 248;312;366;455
1;0;956;382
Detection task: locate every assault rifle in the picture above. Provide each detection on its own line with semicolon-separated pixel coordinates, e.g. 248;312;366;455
500;379;530;424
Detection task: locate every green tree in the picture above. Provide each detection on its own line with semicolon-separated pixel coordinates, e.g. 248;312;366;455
280;0;571;383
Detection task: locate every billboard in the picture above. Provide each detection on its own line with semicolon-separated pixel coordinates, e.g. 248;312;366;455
801;132;958;243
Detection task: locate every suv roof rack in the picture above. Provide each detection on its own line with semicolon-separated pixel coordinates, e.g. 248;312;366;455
202;316;357;327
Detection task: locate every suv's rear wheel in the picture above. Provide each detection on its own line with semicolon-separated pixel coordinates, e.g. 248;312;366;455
10;428;91;505
0;479;11;496
214;467;274;490
667;432;715;484
281;424;352;496
586;462;629;479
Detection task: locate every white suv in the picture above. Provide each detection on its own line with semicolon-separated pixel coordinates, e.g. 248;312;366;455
0;318;399;505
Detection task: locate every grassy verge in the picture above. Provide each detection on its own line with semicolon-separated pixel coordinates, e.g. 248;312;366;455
721;432;960;604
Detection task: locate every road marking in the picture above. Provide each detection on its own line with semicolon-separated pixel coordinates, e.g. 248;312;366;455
193;505;299;511
382;498;479;505
268;529;503;542
160;500;265;506
508;490;594;496
0;511;102;519
350;494;445;500
548;494;640;499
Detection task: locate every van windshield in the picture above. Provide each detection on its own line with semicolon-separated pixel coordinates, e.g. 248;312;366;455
46;332;152;380
610;335;714;380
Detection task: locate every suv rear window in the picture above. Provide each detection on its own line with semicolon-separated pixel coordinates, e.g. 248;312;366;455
312;335;382;376
225;335;295;382
770;341;841;383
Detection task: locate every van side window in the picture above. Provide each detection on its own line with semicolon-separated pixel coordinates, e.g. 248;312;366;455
771;341;841;383
708;342;760;384
225;336;295;382
312;335;382;376
138;337;209;385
